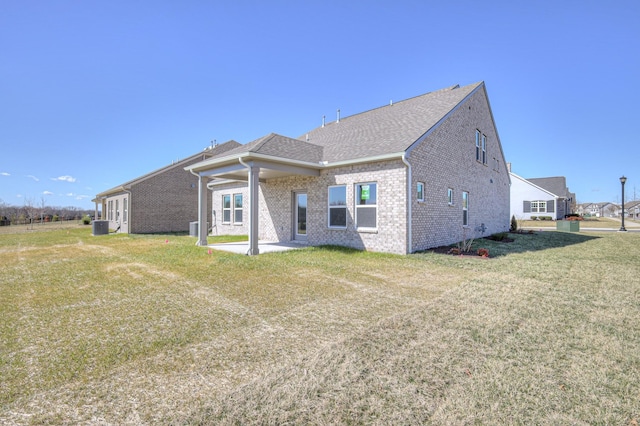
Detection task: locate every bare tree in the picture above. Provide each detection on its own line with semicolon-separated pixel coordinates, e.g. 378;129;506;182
40;196;48;225
23;197;37;229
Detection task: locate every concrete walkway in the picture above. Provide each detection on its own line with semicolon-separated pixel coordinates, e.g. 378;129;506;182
207;241;307;255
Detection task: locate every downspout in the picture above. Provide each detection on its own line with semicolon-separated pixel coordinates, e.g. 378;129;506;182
402;153;413;254
124;189;132;234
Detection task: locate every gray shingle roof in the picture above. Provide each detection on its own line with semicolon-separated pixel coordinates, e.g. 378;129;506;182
527;177;570;198
220;133;324;163
300;81;483;162
209;82;484;165
96;140;241;197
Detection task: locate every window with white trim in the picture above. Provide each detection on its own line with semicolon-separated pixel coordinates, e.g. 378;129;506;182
328;185;347;228
417;182;425;202
482;133;487;164
123;198;128;222
355;182;377;229
531;201;547;213
476;130;487;164
222;194;231;223
448;188;454;205
462;191;469;226
233;194;243;223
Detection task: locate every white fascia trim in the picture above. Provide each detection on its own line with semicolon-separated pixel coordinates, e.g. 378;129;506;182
187;151;407;174
95;185;130;198
185;152;323;173
242;152;322;169
322;152;405;168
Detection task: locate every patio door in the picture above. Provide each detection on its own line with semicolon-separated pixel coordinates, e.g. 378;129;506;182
294;192;307;241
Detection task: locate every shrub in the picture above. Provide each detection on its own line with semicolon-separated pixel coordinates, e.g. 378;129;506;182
540;216;552;221
510;215;518;232
82;215;91;225
477;248;489;257
488;232;508;241
530;216;538;221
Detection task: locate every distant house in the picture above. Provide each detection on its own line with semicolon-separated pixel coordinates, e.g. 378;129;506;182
186;81;511;255
93;141;240;234
576;202;595;216
577;202;611;217
626;200;640;219
509;170;575;220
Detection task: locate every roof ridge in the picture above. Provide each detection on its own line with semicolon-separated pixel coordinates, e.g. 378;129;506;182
303;81;483;133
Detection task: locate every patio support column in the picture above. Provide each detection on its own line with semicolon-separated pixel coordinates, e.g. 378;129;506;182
196;174;208;246
247;164;260;255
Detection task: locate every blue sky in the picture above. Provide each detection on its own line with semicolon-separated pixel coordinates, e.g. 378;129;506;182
1;0;639;210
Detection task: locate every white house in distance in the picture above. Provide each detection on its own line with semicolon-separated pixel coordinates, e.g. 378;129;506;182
186;81;511;255
509;166;576;220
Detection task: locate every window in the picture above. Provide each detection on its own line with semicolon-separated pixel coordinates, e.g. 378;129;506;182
115;200;119;221
417;182;425;202
222;194;231;223
476;130;487;164
448;188;454;205
108;200;113;221
328;185;347;228
234;194;243;223
355;182;377;229
462;191;469;226
482;133;487;164
530;201;547;213
123;198;128;222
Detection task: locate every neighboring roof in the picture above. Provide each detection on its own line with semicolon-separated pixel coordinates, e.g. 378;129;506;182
625;200;640;210
95;140;241;198
527;176;571;199
301;81;484;163
510;172;556;198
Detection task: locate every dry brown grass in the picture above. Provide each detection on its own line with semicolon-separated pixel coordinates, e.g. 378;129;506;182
1;228;638;424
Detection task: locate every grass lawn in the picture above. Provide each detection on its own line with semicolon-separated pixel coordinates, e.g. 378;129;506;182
0;227;638;424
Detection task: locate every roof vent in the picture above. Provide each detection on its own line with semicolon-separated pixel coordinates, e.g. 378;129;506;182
337;109;340;123
204;139;217;151
306;134;309;142
390;100;393;106
322;115;325;127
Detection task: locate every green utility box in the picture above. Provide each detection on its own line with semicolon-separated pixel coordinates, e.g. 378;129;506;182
556;220;580;232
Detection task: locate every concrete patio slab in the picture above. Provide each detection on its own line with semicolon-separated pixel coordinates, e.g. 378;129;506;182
207;241;306;255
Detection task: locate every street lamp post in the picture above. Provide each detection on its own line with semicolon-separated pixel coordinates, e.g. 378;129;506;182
619;176;627;232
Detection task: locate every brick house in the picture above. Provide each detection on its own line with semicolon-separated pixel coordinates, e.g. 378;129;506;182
509;169;576;220
186;82;510;255
93;141;240;234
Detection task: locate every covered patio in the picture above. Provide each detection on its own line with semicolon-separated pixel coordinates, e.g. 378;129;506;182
185;133;323;255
